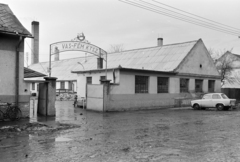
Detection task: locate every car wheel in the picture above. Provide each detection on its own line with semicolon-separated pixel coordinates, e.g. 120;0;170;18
217;104;224;111
193;104;200;110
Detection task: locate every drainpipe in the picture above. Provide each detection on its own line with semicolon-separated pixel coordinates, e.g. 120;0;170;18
15;36;24;106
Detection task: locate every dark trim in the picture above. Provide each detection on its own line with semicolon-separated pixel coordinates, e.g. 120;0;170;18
72;67;177;75
177;73;221;79
0;30;33;38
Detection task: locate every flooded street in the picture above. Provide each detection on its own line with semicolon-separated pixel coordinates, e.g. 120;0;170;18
1;101;240;161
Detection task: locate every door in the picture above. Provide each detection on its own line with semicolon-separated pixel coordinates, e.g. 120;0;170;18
86;84;104;111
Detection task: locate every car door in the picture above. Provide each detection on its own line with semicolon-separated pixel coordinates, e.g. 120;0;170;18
211;94;221;107
201;94;212;107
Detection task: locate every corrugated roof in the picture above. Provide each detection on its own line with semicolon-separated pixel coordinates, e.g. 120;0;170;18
0;3;32;37
24;67;46;78
26;39;199;81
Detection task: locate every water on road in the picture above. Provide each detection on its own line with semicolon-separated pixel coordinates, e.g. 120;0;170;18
1;101;240;162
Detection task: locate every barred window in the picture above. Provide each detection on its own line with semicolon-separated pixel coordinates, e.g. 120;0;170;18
86;77;92;84
100;76;106;84
180;78;189;93
158;77;169;93
208;80;215;92
195;79;203;92
135;76;148;93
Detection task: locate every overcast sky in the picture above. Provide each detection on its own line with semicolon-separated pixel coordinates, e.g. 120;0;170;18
2;0;240;64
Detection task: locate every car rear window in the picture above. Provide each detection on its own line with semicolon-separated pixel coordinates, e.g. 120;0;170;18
221;94;229;99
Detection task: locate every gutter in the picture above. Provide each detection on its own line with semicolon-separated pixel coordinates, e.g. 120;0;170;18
15;36;24;106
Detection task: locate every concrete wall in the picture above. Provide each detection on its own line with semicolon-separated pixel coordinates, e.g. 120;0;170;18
0;34;30;117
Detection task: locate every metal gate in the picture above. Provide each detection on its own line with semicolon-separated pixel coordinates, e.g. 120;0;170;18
86;84;104;111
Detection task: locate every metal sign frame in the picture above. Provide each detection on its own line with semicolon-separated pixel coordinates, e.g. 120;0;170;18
48;41;107;78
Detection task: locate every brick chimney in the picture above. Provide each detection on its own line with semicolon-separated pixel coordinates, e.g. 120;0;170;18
31;21;39;64
157;38;163;46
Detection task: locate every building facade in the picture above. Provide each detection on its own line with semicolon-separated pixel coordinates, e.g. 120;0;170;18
73;39;221;111
0;4;35;116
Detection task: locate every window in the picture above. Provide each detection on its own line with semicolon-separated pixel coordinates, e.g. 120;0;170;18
32;83;35;90
135;75;149;93
208;80;215;92
68;81;72;90
37;84;39;91
180;78;189;93
203;94;211;99
86;77;92;84
212;94;221;99
195;79;203;92
158;77;169;93
100;76;106;84
60;81;65;89
221;94;228;99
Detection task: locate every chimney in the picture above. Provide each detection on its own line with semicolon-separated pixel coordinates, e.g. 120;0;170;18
157;38;163;46
31;21;39;64
97;57;103;69
54;47;60;61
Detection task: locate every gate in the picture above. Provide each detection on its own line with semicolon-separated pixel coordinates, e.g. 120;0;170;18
86;84;104;111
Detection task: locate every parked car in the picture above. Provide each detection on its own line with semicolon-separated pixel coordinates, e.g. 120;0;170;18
191;93;236;110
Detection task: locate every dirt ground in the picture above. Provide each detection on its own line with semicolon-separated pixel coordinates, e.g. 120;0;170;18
1;101;240;162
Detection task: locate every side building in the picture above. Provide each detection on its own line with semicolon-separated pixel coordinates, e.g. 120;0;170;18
72;38;221;111
0;3;45;116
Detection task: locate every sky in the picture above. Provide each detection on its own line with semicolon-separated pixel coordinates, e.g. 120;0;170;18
2;0;240;65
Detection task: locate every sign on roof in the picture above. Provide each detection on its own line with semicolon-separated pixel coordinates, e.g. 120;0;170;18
50;41;107;57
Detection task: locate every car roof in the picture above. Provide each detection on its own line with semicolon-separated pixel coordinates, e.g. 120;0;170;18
204;93;224;95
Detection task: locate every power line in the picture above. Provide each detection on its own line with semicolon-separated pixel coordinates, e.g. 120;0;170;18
120;0;240;36
138;0;240;34
152;0;240;32
122;0;240;36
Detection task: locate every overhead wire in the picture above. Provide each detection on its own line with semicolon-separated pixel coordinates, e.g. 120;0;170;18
138;0;240;34
121;0;240;36
152;0;240;32
119;0;240;36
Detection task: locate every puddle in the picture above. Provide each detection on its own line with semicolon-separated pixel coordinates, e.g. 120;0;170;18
55;137;72;142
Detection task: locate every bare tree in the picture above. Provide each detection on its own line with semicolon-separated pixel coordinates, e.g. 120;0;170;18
214;48;237;85
108;44;124;53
